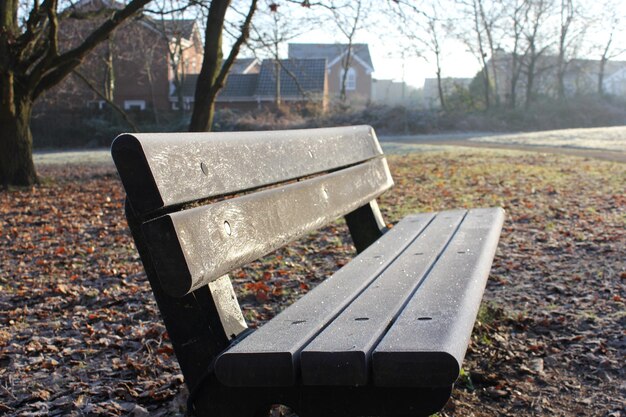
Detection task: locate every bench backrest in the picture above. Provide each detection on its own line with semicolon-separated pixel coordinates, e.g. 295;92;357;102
112;126;392;297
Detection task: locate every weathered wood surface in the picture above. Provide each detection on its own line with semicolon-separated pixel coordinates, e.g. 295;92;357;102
141;158;393;297
372;207;505;387
214;213;436;387
216;208;504;390
124;202;226;417
300;210;467;386
111;125;384;216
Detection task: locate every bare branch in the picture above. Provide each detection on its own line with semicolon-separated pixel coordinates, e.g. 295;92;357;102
33;0;151;99
72;69;139;132
211;0;258;98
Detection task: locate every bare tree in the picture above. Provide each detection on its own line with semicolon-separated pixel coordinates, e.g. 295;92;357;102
521;0;553;108
505;0;531;108
454;0;508;109
248;1;318;106
147;0;204;114
469;0;492;108
330;0;368;103
72;68;139;132
188;0;258;132
1;0;153;186
594;0;626;96
555;0;587;100
389;0;450;111
476;0;504;106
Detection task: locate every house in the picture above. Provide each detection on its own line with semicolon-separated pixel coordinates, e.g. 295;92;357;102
249;58;327;109
36;0;204;115
487;51;626;104
288;43;374;103
178;58;328;112
170;58;261;111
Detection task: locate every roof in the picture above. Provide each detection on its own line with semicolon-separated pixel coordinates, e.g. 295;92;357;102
158;19;197;40
66;0;124;12
174;58;327;101
139;18;198;40
255;59;327;99
65;2;199;41
229;58;261;74
219;74;259;98
288;43;374;72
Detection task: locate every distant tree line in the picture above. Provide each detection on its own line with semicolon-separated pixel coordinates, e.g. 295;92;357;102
390;0;626;111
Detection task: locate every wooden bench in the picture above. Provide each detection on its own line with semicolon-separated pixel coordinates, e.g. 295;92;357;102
111;125;504;417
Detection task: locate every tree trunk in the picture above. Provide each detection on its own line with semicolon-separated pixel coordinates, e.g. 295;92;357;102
0;90;38;187
525;63;535;109
340;47;352;103
436;67;446;111
598;57;607;96
189;0;230;132
510;54;519;108
525;47;537;110
556;55;566;100
275;59;281;107
472;0;490;109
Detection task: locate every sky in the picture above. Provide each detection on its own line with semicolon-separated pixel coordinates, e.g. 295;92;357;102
292;28;481;89
237;1;485;89
237;0;626;90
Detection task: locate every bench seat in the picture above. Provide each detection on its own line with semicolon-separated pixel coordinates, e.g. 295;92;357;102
215;207;504;388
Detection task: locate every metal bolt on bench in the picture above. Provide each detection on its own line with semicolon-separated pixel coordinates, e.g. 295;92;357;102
111;125;504;417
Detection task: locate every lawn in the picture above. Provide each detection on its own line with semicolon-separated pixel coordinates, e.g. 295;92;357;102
1;148;624;416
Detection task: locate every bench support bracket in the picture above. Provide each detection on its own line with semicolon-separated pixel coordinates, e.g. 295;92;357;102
345;200;387;253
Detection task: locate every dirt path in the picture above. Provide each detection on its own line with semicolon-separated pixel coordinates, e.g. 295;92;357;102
380;125;626;162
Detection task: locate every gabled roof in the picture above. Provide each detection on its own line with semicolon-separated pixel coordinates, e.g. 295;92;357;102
229;58;261;74
158;19;197;40
71;0;124;11
219;74;259;98
175;58;327;101
255;59;327;98
288;43;374;72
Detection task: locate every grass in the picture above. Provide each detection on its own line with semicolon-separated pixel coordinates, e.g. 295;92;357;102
3;146;625;416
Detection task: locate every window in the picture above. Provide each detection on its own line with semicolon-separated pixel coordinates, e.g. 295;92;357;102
88;100;106;110
340;67;357;91
124;100;146;111
171;98;193;111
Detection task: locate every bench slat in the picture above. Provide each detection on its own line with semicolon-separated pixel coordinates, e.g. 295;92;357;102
372;207;505;387
299;210;467;386
214;213;436;387
111;126;383;216
141;158;393;297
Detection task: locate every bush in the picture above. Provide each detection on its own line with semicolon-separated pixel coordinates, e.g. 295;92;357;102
32;96;626;149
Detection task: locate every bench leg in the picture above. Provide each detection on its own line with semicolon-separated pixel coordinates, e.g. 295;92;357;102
125;200;232;417
344;200;387;253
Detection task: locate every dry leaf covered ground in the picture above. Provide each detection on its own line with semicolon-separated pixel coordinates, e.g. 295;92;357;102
1;148;625;416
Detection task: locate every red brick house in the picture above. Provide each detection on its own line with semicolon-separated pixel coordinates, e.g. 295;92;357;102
36;0;203;116
216;58;328;112
288;43;374;104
